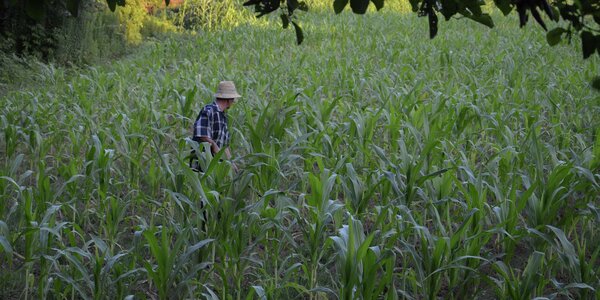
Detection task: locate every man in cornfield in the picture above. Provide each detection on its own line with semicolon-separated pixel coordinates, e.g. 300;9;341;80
190;80;240;172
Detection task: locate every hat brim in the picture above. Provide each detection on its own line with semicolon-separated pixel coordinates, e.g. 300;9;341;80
215;93;241;99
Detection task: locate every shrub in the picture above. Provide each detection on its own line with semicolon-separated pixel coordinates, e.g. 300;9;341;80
117;0;147;45
53;3;126;65
141;16;178;39
170;0;252;31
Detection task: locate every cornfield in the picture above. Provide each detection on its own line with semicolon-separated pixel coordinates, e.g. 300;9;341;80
1;8;599;300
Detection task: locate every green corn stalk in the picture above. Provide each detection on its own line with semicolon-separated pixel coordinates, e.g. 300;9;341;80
330;215;396;299
87;135;115;201
99;195;129;249
445;208;490;298
212;208;261;300
291;166;342;299
15;199;66;300
0;220;13;265
573;236;600;299
51;246;93;300
532;226;598;299
51;235;135;300
347;109;381;158
591;127;600;170
396;227;447;299
250;190;301;298
89;236;139;300
492;251;547;300
524;164;575;229
376;144;450;207
143;227;213;300
339;163;382;216
489;170;537;259
1;116;18;159
419;230;448;299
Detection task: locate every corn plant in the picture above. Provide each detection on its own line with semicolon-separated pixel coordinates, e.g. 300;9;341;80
339;163;382;216
0;220;12;265
291;165;342;299
49;238;138;300
492;251;548;299
523;163;576;230
530;225;598;299
1;6;599;299
143;226;214;300
330;215;396;299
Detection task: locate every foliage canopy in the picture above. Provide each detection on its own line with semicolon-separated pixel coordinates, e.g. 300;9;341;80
243;0;600;60
3;0;599;87
7;0;600;59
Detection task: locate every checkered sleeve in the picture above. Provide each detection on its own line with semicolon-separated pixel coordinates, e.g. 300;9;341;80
194;106;213;139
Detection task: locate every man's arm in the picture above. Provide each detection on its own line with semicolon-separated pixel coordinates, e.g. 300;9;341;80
198;137;237;172
198;136;220;154
224;147;238;172
224;147;232;160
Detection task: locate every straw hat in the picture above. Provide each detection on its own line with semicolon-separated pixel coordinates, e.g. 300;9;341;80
214;81;241;99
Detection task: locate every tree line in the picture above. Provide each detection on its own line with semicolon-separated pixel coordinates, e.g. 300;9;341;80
2;0;599;74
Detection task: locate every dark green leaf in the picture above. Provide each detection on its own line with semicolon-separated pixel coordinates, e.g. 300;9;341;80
66;0;80;17
468;13;494;28
440;0;458;20
165;0;170;6
182;239;214;258
292;21;304;45
243;0;260;6
409;0;420;12
106;0;117;11
464;0;483;15
563;283;595;291
581;31;596;59
371;0;384;11
288;0;299;11
25;0;45;20
550;6;560;21
333;0;349;13
559;4;582;30
350;0;370;14
531;7;548;31
257;2;280;18
0;236;12;258
428;10;438;38
546;27;566;46
592;76;600;91
493;0;512;15
281;14;290;29
416;168;451;185
540;0;554;20
298;1;308;11
517;5;527;27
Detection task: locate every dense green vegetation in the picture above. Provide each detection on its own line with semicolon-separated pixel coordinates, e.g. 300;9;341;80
0;0;251;66
5;0;598;64
1;5;599;300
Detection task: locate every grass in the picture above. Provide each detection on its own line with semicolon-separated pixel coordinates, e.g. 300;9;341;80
1;7;599;299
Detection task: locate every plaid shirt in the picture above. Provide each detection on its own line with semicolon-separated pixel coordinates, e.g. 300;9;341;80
193;102;229;148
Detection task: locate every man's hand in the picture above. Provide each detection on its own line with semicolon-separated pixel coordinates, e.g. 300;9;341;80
199;136;220;154
225;148;238;173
